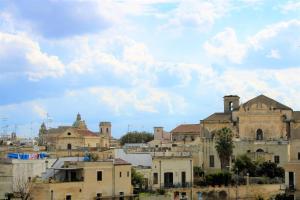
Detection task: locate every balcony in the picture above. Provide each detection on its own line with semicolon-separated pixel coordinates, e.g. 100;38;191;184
163;182;193;189
52;167;84;183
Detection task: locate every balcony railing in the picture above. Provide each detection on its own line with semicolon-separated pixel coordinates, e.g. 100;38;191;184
163;182;193;189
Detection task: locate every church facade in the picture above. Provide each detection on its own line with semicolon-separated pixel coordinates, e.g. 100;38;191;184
39;114;110;151
171;94;300;171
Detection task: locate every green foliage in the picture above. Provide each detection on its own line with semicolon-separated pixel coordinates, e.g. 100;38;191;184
131;168;144;187
233;154;285;178
256;161;284;178
120;131;154;145
255;195;264;200
194;166;204;177
233;154;256;176
156;189;166;195
215;127;234;170
205;172;232;186
274;193;294;200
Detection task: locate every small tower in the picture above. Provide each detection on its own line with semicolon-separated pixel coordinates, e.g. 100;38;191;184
11;132;16;141
99;122;111;138
38;122;47;145
224;95;240;112
76;113;81;121
73;113;87;130
154;127;164;140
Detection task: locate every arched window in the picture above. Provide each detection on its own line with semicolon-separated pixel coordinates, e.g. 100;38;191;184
106;128;109;133
256;148;264;153
67;143;72;150
229;102;233;111
256;129;263;140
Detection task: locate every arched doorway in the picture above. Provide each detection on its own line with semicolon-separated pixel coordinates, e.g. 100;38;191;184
256;129;263;140
67;143;72;150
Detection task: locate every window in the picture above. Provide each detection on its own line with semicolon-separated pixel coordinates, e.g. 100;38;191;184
209;155;214;167
119;172;122;178
97;171;102;181
153;173;158;184
181;172;186;187
67;132;71;136
100;128;102;133
256;149;264;153
106;128;109;133
229;101;233;111
298;152;300;160
274;155;280;164
256;129;263;140
66;195;71;200
67;143;72;150
127;171;130;177
96;193;102;200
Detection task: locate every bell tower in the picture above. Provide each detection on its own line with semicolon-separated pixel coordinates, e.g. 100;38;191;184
99;122;111;138
224;95;240;112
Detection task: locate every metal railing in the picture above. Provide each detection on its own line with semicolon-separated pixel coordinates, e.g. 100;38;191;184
163;182;193;189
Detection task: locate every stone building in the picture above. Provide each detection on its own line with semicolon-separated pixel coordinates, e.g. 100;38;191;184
153;127;171;142
171;124;201;143
31;159;133;200
39;113;110;151
171;94;300;172
0;158;54;199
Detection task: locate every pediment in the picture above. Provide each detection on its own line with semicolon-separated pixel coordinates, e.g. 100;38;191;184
241;94;291;111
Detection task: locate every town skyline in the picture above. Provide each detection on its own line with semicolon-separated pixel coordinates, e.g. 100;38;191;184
1;0;300;138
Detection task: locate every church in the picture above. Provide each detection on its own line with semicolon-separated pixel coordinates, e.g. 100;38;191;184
38;113;111;151
171;94;300;171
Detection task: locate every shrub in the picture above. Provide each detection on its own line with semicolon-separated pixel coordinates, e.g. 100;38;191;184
205;172;232;186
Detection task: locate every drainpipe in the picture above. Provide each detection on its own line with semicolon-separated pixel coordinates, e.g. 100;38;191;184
159;160;162;189
113;162;115;198
190;159;193;200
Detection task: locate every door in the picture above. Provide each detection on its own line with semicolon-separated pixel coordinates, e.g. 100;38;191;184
289;172;294;189
164;172;173;188
181;172;186;187
71;171;76;181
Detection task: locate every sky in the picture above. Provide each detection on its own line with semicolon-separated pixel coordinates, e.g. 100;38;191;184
0;0;300;138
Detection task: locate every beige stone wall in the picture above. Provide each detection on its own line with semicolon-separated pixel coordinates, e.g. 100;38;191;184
233;140;288;167
291;122;300;139
288;139;300;161
237;108;288;140
151;157;193;189
0;162;13;199
0;159;48;199
31;161;132;200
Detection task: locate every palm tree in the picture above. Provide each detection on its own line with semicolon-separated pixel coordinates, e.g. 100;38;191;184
215;127;234;171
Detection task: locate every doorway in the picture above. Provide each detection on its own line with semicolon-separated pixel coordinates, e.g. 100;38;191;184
164;172;173;188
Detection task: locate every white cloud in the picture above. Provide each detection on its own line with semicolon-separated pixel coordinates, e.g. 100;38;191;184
280;1;300;12
204;20;300;63
87;85;187;115
203;28;247;64
32;104;48;119
266;49;281;59
248;20;300;50
0;32;65;80
160;0;230;33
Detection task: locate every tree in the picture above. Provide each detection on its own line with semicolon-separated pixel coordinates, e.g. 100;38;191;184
131;168;145;191
14;176;34;200
120;131;154;145
256;161;284;178
215;127;234;171
233;154;256;176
